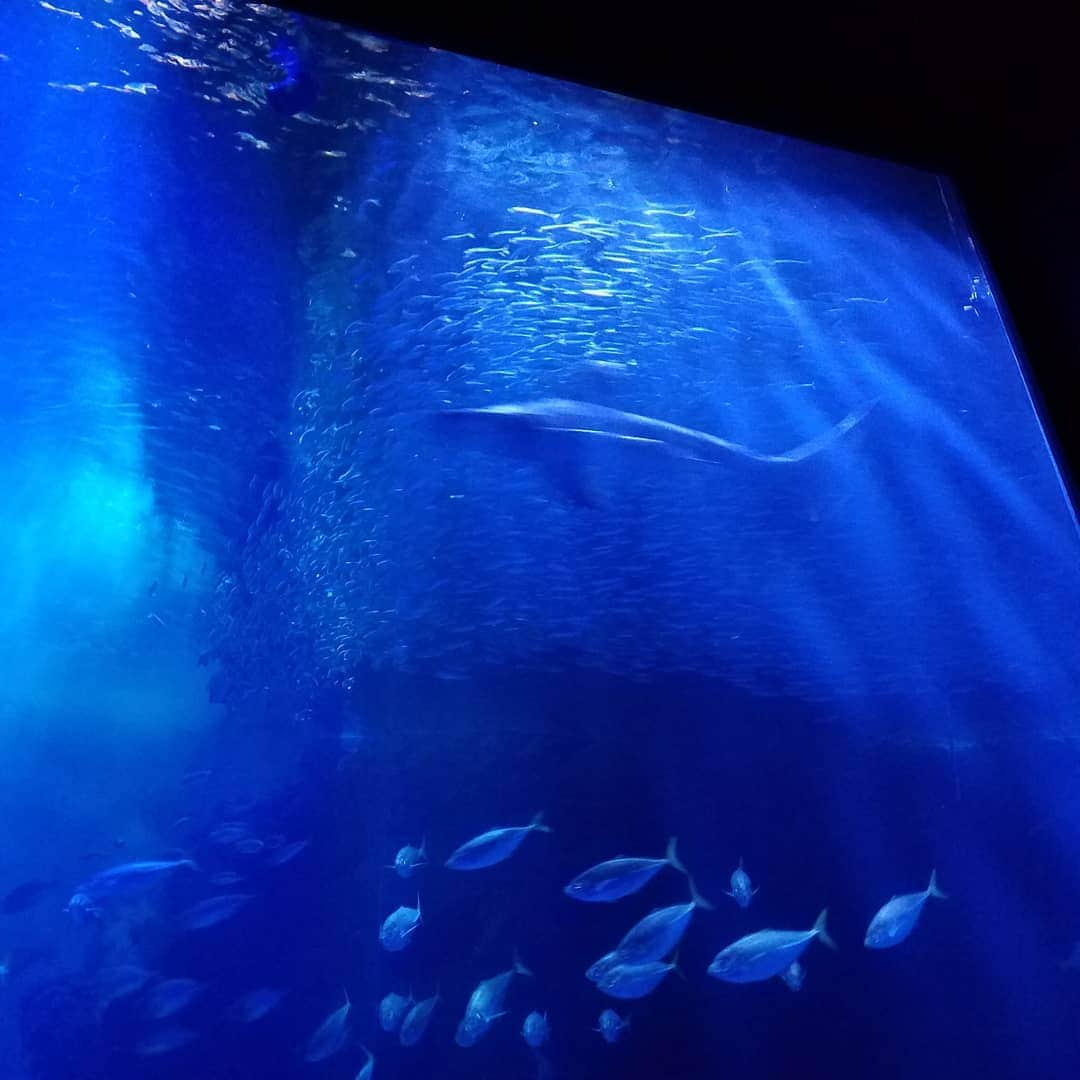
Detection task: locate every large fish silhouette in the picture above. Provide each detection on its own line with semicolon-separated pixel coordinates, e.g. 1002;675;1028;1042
432;397;875;507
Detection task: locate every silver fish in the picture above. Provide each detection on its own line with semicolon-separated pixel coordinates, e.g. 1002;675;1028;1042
144;977;205;1020
96;964;154;1008
399;991;439;1046
726;858;757;909
707;909;836;983
209;871;245;887
390;838;427;878
446;813;551;870
179;893;253;930
864;870;946;949
522;1010;549;1047
565;837;687;902
605;885;712;967
455;957;531;1046
596;1008;629;1043
304;990;351;1062
67;859;198;920
136;1025;196;1056
378;990;411;1033
379;895;421;951
230;987;285;1022
780;961;805;991
597;957;678;999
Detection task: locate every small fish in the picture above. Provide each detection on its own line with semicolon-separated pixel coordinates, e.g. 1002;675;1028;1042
596;1008;629;1043
509;206;559;219
96;964;154;1007
522;1010;549;1048
780;961;805;991
179;893;253;930
209;871;246;887
445;813;551;870
642;206;695;218
2;879;59;914
390;838;427;878
564;837;687;902
266;839;309;866
355;1045;374;1080
181;769;212;785
597;957;678;999
136;1026;196;1056
455;957;532;1046
305;989;351;1062
726;858;758;909
378;991;412;1033
230;987;285;1022
235;838;265;855
707;909;836;983
145;977;205;1020
209;823;250;845
864;870;947;949
379;895;421;951
399;990;439;1046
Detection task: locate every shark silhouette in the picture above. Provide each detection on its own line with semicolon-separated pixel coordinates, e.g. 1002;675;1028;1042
432;397;875;507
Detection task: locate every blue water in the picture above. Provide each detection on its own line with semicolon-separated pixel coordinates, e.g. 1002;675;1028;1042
3;4;1080;1078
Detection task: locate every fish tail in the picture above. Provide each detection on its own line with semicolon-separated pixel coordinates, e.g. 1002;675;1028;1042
530;811;553;834
687;874;715;911
665;836;688;877
670;947;687;981
813;908;838;951
927;869;948;900
513;949;534;978
775;399;878;463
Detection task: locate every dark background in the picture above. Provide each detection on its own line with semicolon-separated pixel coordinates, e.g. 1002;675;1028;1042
273;6;1080;504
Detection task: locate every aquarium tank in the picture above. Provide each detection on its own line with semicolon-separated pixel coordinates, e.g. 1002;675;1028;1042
2;3;1079;1078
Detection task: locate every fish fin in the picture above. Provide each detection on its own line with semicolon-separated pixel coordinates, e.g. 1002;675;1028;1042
513;950;534;978
533;439;599;508
665;836;688;876
927;869;948;900
416;893;422;921
530;811;553;834
419;835;427;857
738;856;744;869
688;875;715;911
813;908;838;951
